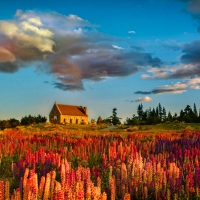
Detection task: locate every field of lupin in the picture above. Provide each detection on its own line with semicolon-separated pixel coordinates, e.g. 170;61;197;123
0;130;200;200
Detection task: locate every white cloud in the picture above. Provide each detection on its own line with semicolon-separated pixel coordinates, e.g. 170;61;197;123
0;21;18;38
0;13;55;53
136;96;152;102
187;77;200;90
128;30;136;34
27;17;42;26
155;83;187;94
74;28;82;34
20;21;53;37
112;45;124;50
141;74;153;79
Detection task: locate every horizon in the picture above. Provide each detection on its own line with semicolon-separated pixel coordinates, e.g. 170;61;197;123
1;0;200;122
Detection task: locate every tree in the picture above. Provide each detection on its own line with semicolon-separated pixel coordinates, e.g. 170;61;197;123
194;103;198;116
97;116;103;124
184;105;193;116
125;114;138;125
91;119;96;125
9;118;20;128
162;107;166;120
158;103;163;120
137;104;143;121
109;108;121;125
167;111;173;121
173;112;178;121
21;114;47;125
0;120;10;130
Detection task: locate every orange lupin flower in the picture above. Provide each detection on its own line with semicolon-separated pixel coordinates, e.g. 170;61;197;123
23;179;31;200
23;168;29;192
50;170;56;199
123;193;131;200
38;176;45;198
110;176;115;200
100;192;107;200
43;172;51;200
5;181;10;200
60;163;66;190
144;186;148;199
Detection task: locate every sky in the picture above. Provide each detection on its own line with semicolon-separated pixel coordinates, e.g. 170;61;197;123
0;0;200;122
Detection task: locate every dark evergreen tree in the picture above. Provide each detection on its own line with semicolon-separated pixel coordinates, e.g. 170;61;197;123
173;112;178;120
109;108;121;125
158;103;163;120
167;111;173;121
162;107;166;120
137;104;143;121
193;103;198;116
156;107;159;117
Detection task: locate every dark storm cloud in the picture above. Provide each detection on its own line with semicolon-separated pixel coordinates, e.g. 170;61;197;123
0;10;162;91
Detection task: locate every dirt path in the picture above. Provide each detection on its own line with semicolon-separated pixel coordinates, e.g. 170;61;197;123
100;125;117;131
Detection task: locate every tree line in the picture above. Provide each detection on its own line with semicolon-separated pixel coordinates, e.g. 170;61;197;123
125;103;200;125
96;103;200;125
0;115;47;130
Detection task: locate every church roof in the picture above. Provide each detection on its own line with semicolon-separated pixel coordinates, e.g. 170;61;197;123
55;103;87;116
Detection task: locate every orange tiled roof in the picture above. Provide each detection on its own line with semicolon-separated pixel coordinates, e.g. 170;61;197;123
56;104;87;116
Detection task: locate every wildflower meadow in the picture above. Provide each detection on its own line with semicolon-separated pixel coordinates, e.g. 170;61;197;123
0;130;200;200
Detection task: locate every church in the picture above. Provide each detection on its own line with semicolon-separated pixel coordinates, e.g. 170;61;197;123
49;102;88;124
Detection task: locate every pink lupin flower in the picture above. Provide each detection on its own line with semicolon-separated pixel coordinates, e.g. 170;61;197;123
0;181;5;200
57;190;64;200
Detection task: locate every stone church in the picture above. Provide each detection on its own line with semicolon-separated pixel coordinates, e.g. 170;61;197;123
49;102;88;124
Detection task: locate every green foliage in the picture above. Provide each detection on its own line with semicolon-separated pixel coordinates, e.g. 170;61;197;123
21;114;47;125
108;108;121;125
126;103;200;125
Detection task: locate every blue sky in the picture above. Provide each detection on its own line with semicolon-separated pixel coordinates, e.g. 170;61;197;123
0;0;200;122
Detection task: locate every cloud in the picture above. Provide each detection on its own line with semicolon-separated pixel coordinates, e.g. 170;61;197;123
180;40;200;64
135;96;152;102
0;47;15;62
176;0;200;13
175;0;200;32
112;45;124;50
142;40;200;79
128;30;136;34
0;10;162;91
130;46;144;51
135;82;187;94
53;82;84;91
